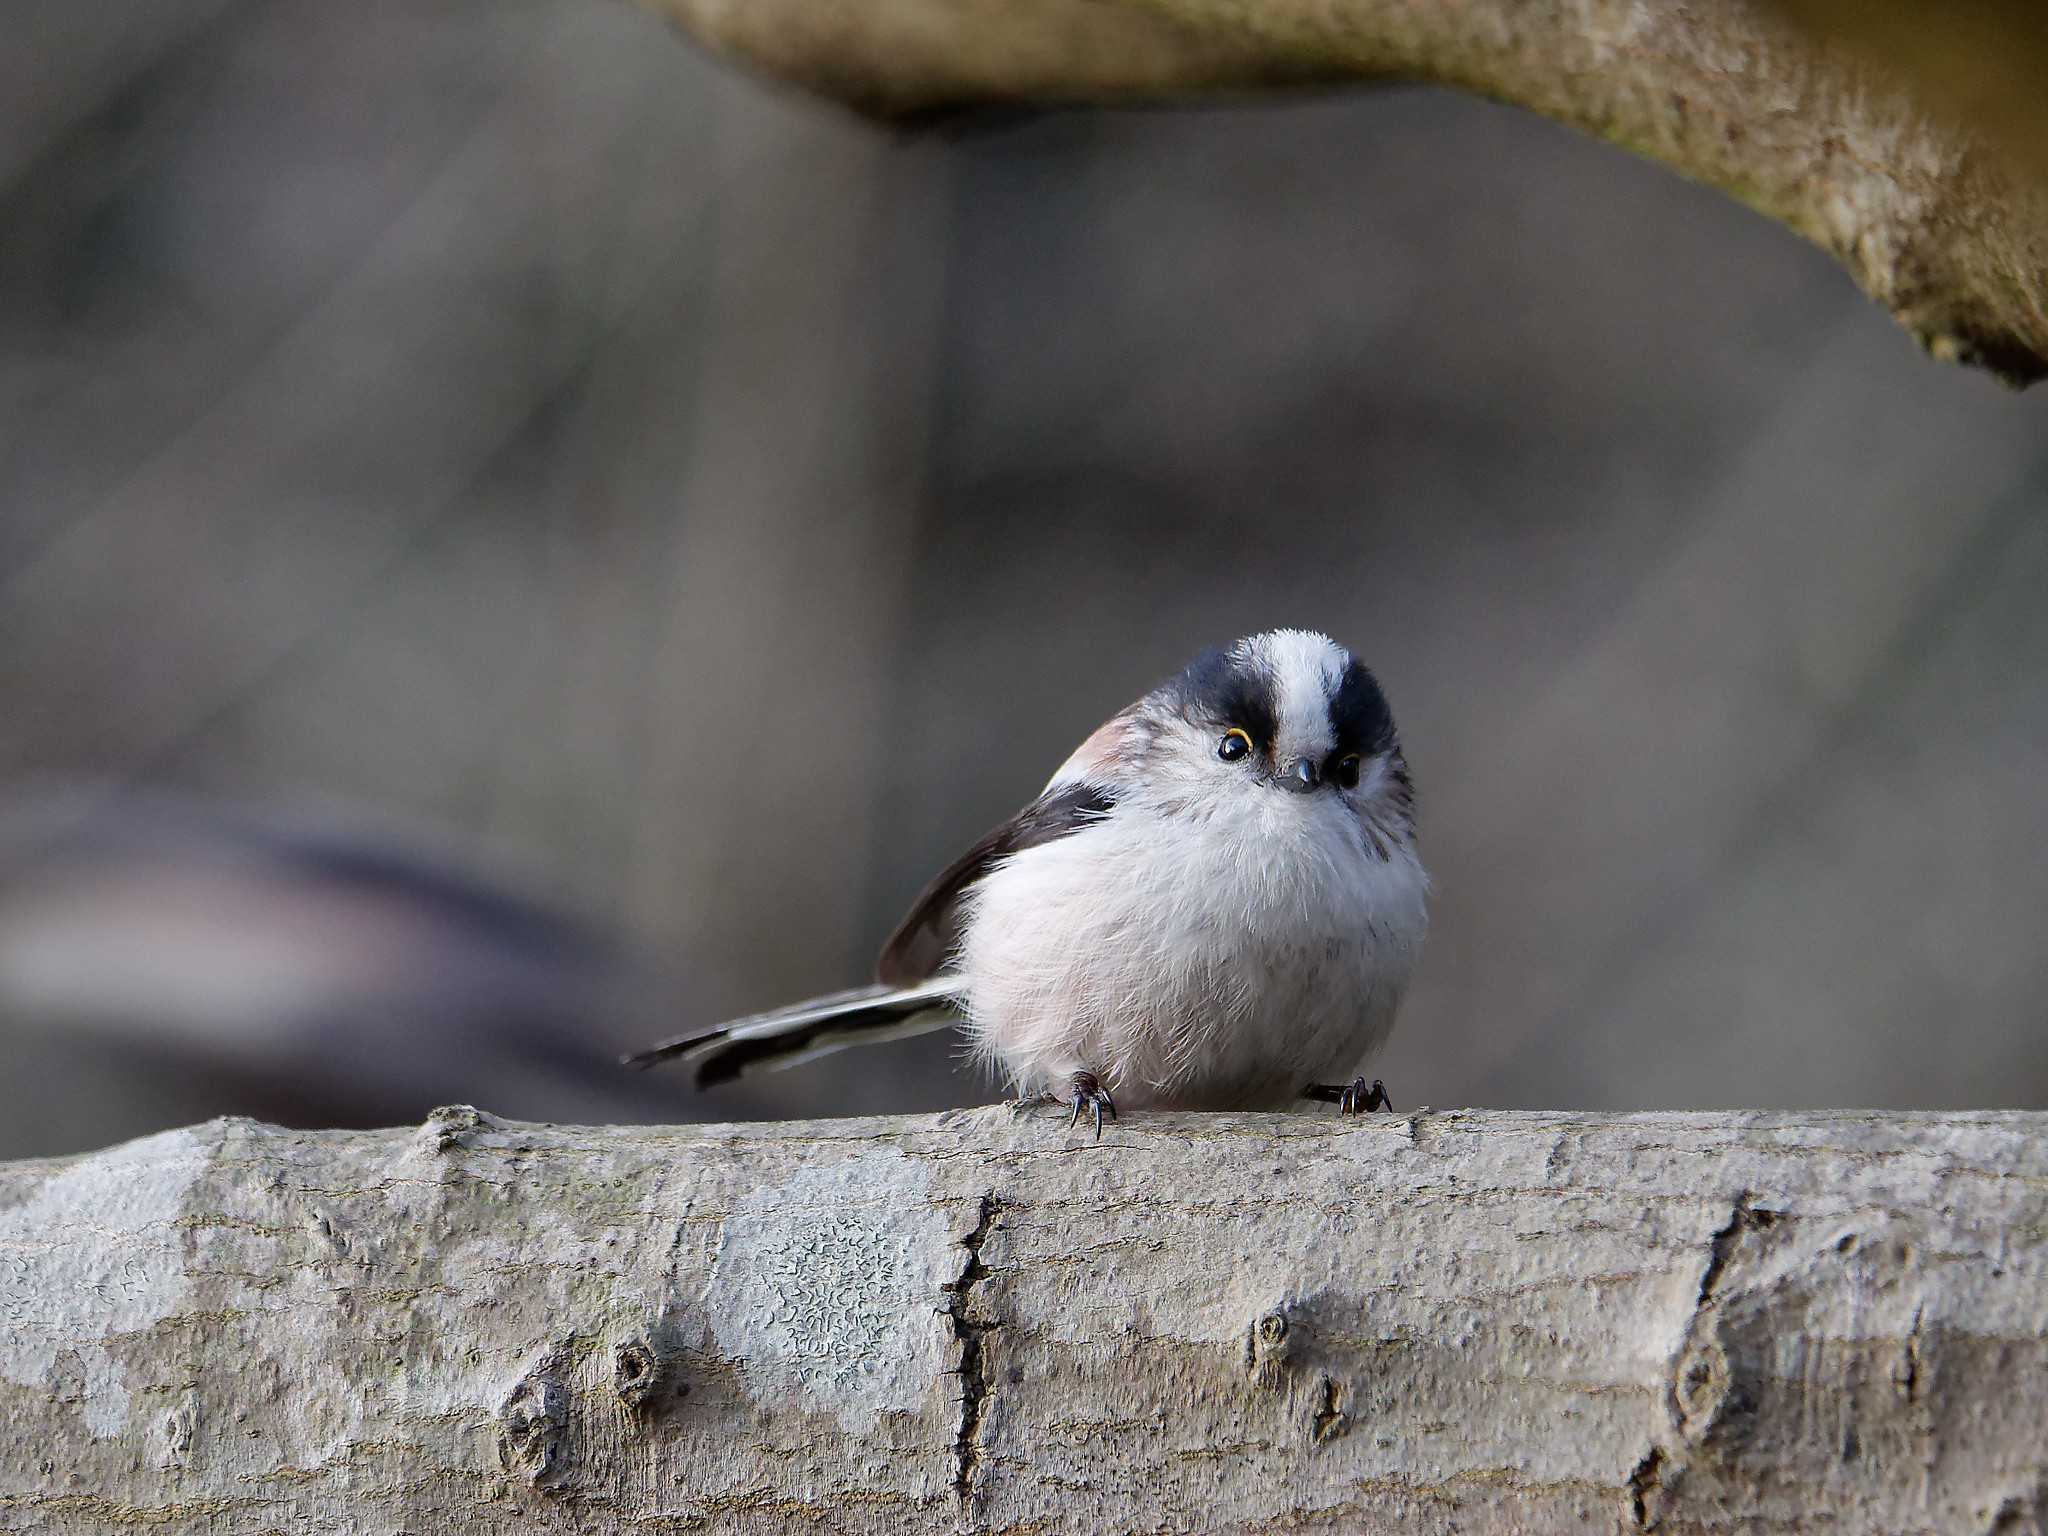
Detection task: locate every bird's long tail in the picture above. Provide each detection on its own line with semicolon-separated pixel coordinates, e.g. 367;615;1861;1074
621;976;961;1087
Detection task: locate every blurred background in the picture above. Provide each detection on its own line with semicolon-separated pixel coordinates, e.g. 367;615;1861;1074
5;0;2046;1159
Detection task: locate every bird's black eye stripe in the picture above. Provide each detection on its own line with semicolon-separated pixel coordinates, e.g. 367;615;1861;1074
1327;659;1396;758
1170;646;1279;747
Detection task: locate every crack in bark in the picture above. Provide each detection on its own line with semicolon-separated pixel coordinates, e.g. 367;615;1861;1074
1903;1301;1925;1405
1311;1374;1350;1443
1627;1444;1667;1529
946;1190;1001;1504
1695;1192;1777;1313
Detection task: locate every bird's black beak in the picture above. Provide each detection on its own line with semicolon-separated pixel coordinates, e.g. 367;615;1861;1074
1281;757;1319;794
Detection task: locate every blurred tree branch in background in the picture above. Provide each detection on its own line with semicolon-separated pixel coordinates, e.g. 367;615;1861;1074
638;0;2048;385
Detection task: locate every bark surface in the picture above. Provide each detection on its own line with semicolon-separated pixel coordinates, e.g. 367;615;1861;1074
2;1107;2045;1532
637;0;2048;385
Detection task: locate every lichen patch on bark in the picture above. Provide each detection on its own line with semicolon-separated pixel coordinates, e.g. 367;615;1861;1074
703;1145;953;1428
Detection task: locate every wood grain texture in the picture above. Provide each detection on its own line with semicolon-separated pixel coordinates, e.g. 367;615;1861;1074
636;0;2048;386
2;1106;2045;1532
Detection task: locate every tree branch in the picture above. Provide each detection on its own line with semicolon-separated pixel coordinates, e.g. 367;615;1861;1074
638;0;2048;385
3;1107;2046;1530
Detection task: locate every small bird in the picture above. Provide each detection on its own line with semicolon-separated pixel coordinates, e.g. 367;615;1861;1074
626;630;1428;1134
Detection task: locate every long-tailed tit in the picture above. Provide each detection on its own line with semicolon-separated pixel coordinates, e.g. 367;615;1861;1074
627;630;1428;1135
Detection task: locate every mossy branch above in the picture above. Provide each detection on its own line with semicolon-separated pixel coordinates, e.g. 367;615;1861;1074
640;0;2048;384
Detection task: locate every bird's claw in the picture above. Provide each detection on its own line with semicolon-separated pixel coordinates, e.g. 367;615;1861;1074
1066;1071;1116;1141
1340;1076;1392;1115
1304;1077;1394;1114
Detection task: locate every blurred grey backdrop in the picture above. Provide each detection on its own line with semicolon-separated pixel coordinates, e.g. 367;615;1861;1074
4;0;2045;1158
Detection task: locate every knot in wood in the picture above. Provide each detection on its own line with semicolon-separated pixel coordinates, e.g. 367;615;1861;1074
1246;1308;1295;1390
1672;1333;1734;1444
1670;1302;1765;1454
154;1404;196;1468
613;1337;665;1413
498;1374;567;1488
418;1103;494;1154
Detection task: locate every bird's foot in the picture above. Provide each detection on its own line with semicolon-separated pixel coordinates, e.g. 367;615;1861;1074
1065;1070;1116;1141
1303;1077;1393;1115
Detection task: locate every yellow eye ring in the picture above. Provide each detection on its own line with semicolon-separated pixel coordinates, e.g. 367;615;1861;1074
1218;728;1254;763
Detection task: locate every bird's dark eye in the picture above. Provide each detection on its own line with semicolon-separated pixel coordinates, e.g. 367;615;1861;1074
1334;754;1363;789
1218;728;1253;762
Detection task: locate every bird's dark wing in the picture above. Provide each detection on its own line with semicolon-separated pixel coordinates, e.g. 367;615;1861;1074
874;782;1118;986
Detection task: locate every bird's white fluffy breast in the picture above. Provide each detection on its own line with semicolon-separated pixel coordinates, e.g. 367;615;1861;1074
955;783;1427;1109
